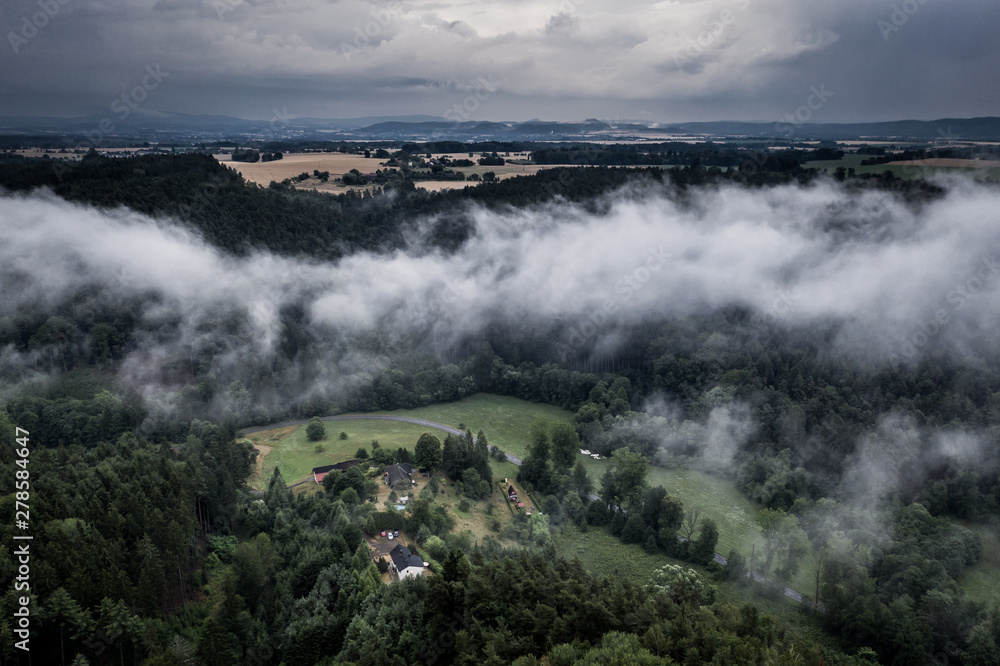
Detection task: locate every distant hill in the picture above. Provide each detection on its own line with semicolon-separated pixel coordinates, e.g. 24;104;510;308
666;117;1000;141
2;112;1000;142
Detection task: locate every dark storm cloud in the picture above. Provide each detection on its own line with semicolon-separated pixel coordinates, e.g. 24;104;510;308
0;0;997;121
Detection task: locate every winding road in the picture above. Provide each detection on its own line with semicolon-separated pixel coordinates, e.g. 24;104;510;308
240;414;811;607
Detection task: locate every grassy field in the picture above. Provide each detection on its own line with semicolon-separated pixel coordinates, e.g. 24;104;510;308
648;467;763;556
804;153;1000;180
960;523;1000;605
571;457;764;561
374;393;576;450
429;477;518;545
244;419;439;489
550;468;769;581
553;524;841;655
244;393;570;489
555;523;677;583
370;394;570;481
501;437;763;558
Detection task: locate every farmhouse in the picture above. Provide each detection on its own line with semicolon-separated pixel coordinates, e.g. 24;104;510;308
311;459;358;484
389;544;427;580
384;462;415;486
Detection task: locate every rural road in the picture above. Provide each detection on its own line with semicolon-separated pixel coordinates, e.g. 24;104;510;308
241;415;811;606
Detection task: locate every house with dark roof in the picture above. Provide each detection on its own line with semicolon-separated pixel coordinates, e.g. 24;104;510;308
388;544;426;580
384;462;414;486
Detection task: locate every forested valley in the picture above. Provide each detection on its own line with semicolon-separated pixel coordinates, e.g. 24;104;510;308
1;152;999;665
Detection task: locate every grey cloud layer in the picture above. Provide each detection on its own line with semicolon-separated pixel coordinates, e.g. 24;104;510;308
2;0;998;120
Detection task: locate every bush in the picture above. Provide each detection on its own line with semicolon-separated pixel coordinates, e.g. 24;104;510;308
371;447;394;465
339;431;348;440
458;499;471;512
231;148;260;163
306;417;326;442
207;535;238;563
609;510;626;537
477;153;505;166
690;518;719;565
355;447;369;460
461;467;490;500
621;514;646;544
542;495;564;526
585;500;611;526
725;549;747;584
369;511;406;531
424;535;447;560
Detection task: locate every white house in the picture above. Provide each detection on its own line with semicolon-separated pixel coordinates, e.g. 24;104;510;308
389;544;426;580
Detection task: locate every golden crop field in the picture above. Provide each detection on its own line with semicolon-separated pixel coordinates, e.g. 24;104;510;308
218;151;578;193
217;152;378;186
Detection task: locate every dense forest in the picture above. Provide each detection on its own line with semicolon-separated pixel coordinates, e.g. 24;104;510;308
2;152;999;664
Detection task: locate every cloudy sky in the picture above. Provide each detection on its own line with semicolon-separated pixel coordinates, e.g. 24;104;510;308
1;0;998;123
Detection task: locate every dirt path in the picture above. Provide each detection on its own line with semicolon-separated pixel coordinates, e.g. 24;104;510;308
252;443;273;479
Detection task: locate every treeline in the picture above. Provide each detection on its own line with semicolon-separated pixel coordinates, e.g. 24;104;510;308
0;152;412;261
0;152;942;266
530;144;845;168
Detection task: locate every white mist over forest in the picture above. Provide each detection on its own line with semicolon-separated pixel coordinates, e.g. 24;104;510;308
3;177;999;376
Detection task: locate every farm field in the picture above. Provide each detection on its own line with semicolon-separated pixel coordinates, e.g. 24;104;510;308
804;153;1000;180
217;151;579;193
217;152;380;192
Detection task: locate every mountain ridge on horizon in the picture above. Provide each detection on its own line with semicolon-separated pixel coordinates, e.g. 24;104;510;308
2;112;999;142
